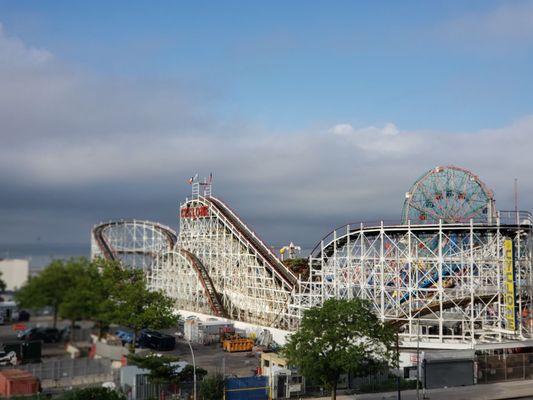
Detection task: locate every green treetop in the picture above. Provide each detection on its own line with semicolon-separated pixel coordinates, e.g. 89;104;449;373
102;261;179;350
283;298;397;400
16;258;82;328
0;271;7;293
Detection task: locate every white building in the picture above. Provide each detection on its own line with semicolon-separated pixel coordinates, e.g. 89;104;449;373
0;259;29;291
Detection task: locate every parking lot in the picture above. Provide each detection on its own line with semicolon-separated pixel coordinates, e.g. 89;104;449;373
172;339;261;376
0;315;78;358
0;317;261;376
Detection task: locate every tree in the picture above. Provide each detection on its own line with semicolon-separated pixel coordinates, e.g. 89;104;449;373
0;271;7;293
60;387;126;400
200;373;225;400
283;298;397;400
15;258;81;328
127;353;207;397
283;258;309;279
128;353;182;386
59;261;109;341
16;256;178;342
178;364;207;382
102;262;179;350
77;258;124;338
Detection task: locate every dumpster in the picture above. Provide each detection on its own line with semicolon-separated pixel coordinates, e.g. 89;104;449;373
0;369;40;396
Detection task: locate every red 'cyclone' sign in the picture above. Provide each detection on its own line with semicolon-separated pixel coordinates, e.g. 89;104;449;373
180;205;209;218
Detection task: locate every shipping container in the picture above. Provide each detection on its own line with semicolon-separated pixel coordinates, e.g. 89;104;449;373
0;369;39;396
225;376;269;400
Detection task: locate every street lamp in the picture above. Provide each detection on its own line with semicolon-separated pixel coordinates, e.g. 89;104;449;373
187;341;197;400
396;330;401;400
416;313;420;400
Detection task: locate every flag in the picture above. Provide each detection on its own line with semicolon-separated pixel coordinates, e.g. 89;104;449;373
187;173;198;184
208;173;213;184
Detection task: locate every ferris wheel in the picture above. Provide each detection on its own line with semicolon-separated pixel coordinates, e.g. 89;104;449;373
402;166;495;224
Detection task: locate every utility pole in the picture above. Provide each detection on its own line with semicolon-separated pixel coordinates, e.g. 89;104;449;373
416;314;420;400
515;178;519;225
188;341;197;400
396;331;401;400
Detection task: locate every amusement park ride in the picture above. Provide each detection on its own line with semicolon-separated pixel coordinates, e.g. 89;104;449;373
91;166;533;349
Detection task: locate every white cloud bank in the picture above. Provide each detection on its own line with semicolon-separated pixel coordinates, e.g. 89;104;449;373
1;23;533;245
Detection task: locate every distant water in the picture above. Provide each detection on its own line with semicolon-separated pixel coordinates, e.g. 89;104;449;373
0;242;311;273
0;243;89;271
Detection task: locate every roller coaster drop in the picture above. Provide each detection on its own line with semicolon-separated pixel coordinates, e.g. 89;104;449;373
93;167;533;347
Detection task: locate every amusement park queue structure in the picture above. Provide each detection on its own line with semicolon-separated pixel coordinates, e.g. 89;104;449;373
91;167;533;349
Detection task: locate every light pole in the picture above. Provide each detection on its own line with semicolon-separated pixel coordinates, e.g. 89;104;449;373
416;313;420;400
396;331;401;400
188;340;197;400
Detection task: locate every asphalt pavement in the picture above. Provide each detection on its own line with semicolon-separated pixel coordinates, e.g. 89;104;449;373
1;316;261;375
310;379;533;400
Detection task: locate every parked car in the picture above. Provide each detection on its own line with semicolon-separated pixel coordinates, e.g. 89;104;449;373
138;329;176;351
17;310;30;322
17;327;61;343
114;329;134;346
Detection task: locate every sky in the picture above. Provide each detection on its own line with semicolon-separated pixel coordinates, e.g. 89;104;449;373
1;1;533;257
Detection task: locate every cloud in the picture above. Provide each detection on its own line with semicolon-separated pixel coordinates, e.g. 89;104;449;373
328;122;399;137
327;122;407;155
1;23;533;250
0;23;53;69
443;1;533;50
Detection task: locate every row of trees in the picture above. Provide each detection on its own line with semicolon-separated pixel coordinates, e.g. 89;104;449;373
15;257;178;344
15;257;226;398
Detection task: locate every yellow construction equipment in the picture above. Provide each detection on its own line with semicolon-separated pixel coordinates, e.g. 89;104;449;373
222;338;254;352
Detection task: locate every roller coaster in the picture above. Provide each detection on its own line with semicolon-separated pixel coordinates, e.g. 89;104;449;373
92;167;533;348
91;219;177;271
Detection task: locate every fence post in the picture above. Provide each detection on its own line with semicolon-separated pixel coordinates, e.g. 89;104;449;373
504;354;507;381
485;354;488;384
523;353;526;380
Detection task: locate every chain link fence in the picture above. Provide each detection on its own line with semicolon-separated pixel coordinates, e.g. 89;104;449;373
477;352;533;384
0;358;115;389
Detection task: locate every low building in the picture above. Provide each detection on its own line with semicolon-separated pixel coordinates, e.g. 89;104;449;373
260;352;289;376
0;259;29;291
260;352;305;399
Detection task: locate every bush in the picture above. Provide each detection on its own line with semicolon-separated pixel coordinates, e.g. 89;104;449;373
200;373;225;400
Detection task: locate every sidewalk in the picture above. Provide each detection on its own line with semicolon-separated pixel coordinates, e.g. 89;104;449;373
307;379;533;400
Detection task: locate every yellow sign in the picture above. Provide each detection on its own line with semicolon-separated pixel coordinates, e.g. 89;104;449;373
504;239;516;331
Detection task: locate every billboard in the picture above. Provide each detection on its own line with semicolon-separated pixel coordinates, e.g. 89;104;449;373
504;239;516;331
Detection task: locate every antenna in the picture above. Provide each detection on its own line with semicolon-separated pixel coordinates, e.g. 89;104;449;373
514;178;519;225
187;173;213;198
